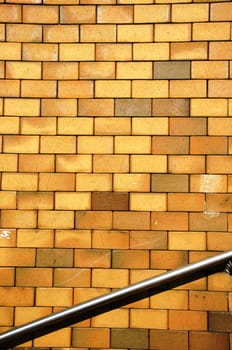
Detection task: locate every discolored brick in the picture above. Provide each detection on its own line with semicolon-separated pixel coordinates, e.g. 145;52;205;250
153;98;189;116
154;61;190;79
92;192;129;210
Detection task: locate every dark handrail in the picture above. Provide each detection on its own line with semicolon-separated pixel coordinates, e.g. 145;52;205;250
1;250;232;349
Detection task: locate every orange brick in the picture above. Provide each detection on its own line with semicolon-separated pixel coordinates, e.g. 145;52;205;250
130;193;166;211
18;192;53;210
93;155;129;173
15;306;51;326
191;99;228;117
189;291;228;311
21;80;56;98
1;210;37;228
17;229;54;248
117;24;153;42
209;42;232;60
34;328;71;347
92;268;128;288
75;248;110;268
92;309;129;328
113;211;150;230
80;62;115;79
131;309;167;329
168;231;206;251
43;62;78;79
152;136;189;155
207;232;232;251
96;43;132;61
6;62;41;79
168;193;205;212
130;229;166;250
79;98;114;116
117;62;152;79
190;136;227;154
16;268;52;287
40;135;76;153
151;290;188;310
170;118;206;136
0;307;14;326
19;154;54;172
169;310;207;331
0;4;21;22
3;135;39;153
23;5;59;23
0;229;16;248
23;43;58;61
169;155;205;174
0;192;16;209
155;23;191;42
0;43;21;60
58;81;93;98
36;287;72;306
151;212;188;231
92;230;129;249
206;194;232;213
98;5;133;23
0;287;34;306
58;117;93;135
60;5;96;23
38;211;74;229
4;98;40;116
0;80;20;97
54;268;90;287
114;174;150;192
172;4;208;22
133;43;169;60
0;268;14;287
208;272;232;292
193;22;230;41
0;248;35;266
7;24;42;42
190;175;227;193
150;330;188;350
132;80;168;98
55;229;91;248
60;43;95;61
209;80;232;98
131;155;167;173
42;98;77;117
211;2;232;21
192;61;228;79
81;24;116;42
21;117;56;135
39;173;75;191
78;136;113;154
76;211;112;229
95;117;131;135
76;174;112;191
190;331;229;350
72;328;110;348
170;80;206;98
44;24;79;42
171;42;207;60
207;156;232;174
0;63;3;78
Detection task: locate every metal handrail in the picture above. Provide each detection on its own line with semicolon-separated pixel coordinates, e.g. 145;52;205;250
0;250;232;349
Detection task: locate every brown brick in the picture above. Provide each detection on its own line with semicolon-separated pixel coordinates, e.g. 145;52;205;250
113;211;150;230
152;136;189;154
153;98;189;116
209;312;232;332
189;213;227;232
190;136;227;154
151;212;188;231
170;118;206;135
79;98;114;117
130;230;167;249
169;310;207;331
154;61;190;79
75;248;110;268
36;248;73;267
152;174;189;193
54;268;90;287
151;250;188;269
72;328;110;348
115;98;151;117
112;250;149;269
76;211;112;229
60;5;96;23
0;287;34;306
111;328;148;349
206;194;232;213
16;268;52;287
150;330;188;350
190;331;229;350
92;192;129;210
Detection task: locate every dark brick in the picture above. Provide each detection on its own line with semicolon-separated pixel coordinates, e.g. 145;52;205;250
152;136;189;154
209;312;232;332
152;174;189;192
92;192;129;210
116;98;151;116
154;61;190;80
150;330;188;350
153;98;189;116
190;331;229;350
36;248;73;267
111;328;148;349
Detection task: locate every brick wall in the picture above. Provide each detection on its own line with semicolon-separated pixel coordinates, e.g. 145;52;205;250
0;0;232;349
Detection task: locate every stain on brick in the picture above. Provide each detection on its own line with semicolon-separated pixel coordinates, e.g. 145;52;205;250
209;312;232;332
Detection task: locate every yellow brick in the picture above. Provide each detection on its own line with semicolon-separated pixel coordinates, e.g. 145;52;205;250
193;22;230;41
92;309;129;328
117;62;152;79
171;42;208;60
92;268;128;288
96;43;132;61
3;135;39;153
60;5;96;23
95;80;130;98
44;24;79;42
208;273;232;292
0;154;17;171
130;193;166;211
55;230;91;248
190;175;227;193
0;287;34;306
0;43;21;60
0;307;14;326
23;43;58;61
0;117;19;134
133;43;169;60
170;80;206;98
55;192;91;210
1;209;37;229
76;211;112;229
97;5;133;23
169;232;206;251
58;117;93;135
132;117;168;135
208;118;232;136
211;2;232;21
21;117;56;135
191;99;228;117
76;174;112;191
2;173;38;191
56;155;92;173
36;287;72;306
6;62;41;79
0;80;20;97
209;42;232;60
4;98;40;116
92;230;129;249
172;4;208;22
40;136;76;153
0;63;4;78
0;24;3;40
151;290;188;310
23;5;59;23
131;309;167;329
114;174;150;192
21;80;56;98
0;4;21;22
78;136;113;154
80;62;115;79
58;81;93;98
169;156;205;174
208;80;232;98
19;154;54;172
38;211;74;229
117;24;153;42
17;192;53;210
132;80;168;98
93;155;129;173
42;98;77;117
134;4;169;23
54;268;90;287
43;62;78;80
192;61;228;79
7;24;42;42
39;173;75;191
81;24;116;42
17;229;54;248
0;248;35;267
79;98;114;116
155;24;191;42
207;156;232;174
15;306;51;326
131;155;167;173
114;136;150;154
60;43;95;61
0;192;16;209
95;117;131;135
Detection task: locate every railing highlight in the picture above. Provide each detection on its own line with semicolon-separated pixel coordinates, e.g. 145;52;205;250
0;250;232;349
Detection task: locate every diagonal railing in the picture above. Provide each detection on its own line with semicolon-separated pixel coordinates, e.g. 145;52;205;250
0;250;232;349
